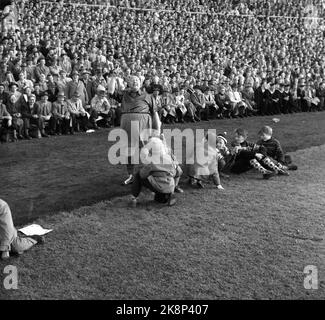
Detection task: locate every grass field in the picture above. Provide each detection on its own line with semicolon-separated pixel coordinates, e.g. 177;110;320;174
0;112;325;299
1;112;325;225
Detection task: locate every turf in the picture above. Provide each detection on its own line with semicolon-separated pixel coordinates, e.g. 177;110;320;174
1;112;325;226
0;144;324;299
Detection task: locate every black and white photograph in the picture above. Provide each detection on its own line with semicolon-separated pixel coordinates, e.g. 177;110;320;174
0;0;324;305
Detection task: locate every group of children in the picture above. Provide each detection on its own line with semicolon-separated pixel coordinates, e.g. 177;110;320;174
130;125;298;207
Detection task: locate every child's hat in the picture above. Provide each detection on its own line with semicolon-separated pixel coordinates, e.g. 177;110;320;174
217;132;228;145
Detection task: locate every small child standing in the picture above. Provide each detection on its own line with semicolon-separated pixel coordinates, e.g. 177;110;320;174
187;132;224;189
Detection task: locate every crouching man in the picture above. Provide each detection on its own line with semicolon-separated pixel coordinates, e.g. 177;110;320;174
0;199;45;260
130;136;182;207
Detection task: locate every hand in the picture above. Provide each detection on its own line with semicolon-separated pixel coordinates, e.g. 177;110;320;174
233;146;241;154
255;153;264;160
217;185;224;190
33;115;38;118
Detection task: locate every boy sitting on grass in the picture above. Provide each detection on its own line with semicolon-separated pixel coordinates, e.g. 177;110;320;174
256;126;298;171
229;128;289;179
216;133;231;178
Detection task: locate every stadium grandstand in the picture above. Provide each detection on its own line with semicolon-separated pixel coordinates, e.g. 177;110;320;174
0;0;324;140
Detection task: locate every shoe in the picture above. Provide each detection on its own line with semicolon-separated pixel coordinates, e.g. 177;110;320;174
41;132;49;138
287;164;298;171
278;170;290;176
174;186;184;193
18;134;24;140
123;174;134;185
1;251;10;260
25;135;32;140
263;171;277;180
168;194;177;206
70;131;75;135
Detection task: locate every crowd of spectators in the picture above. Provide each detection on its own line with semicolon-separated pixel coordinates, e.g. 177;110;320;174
0;0;325;142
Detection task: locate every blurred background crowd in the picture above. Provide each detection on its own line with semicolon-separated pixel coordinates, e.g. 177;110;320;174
0;0;325;141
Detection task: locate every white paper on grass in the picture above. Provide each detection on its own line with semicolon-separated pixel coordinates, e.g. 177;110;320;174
19;224;53;236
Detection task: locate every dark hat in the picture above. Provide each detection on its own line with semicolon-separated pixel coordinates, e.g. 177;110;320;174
9;82;18;88
71;70;79;76
41;91;49;97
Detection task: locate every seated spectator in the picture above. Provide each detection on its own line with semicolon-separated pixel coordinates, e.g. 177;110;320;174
215;86;231;118
21;94;43;139
6;94;24;141
174;87;187;123
160;89;177;124
89;85;113;129
203;86;218;119
67;70;89;107
0;83;9;105
227;83;248;118
0;97;12;142
52;92;71;135
35;91;54;137
190;86;208;121
67;92;89;134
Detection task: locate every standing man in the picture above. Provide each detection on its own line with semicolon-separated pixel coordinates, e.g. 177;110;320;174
67;70;88;108
119;76;160;185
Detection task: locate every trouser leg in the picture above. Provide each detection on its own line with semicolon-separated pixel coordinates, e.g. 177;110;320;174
0;199;18;252
132;172;156;198
249;159;271;174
